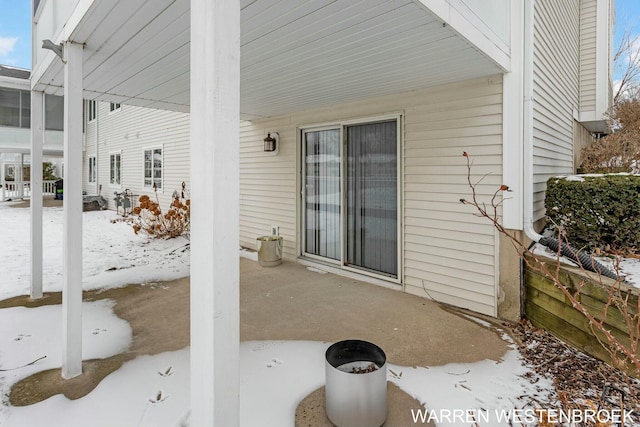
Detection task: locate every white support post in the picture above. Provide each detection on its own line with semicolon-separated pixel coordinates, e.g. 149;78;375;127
17;154;24;199
62;41;84;379
190;0;240;425
0;158;4;201
30;91;44;299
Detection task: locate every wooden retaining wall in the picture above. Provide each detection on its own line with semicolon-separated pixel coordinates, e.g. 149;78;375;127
524;259;639;368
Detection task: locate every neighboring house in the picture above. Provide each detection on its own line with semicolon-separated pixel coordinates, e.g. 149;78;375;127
82;100;189;210
30;0;614;422
0;64;64;200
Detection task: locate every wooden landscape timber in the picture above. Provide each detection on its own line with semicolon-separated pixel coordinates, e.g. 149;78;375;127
524;256;639;374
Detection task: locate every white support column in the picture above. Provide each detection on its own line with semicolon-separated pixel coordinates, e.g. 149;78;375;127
190;0;240;425
0;159;4;202
62;41;84;379
16;154;24;199
30;91;44;299
0;157;4;201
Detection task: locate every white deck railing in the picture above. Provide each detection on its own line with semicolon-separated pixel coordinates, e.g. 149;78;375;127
1;180;58;201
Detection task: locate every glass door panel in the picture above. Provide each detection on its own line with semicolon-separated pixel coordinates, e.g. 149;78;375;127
345;121;397;277
304;129;341;260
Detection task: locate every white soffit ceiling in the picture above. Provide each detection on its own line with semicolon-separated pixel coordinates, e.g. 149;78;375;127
35;0;502;117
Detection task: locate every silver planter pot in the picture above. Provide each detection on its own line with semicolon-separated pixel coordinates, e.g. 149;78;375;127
256;236;282;267
325;340;387;427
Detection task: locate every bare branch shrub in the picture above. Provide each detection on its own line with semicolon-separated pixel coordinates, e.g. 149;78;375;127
460;152;640;377
580;99;640;174
131;182;190;239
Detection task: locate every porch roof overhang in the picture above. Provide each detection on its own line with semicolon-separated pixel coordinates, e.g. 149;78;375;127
31;0;506;120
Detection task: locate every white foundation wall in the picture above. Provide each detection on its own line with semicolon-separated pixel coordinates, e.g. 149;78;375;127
240;75;503;316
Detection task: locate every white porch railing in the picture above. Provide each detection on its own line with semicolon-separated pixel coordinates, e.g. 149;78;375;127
1;180;58;201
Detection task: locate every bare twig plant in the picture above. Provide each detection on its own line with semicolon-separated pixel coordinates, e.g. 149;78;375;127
460;152;640;378
579;28;640;175
132;181;190;239
613;29;640;105
580;99;640;174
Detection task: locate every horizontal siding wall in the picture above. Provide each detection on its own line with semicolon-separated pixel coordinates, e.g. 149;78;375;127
403;76;503;316
90;102;190;211
240;75;503;316
532;0;580;221
573;120;594;168
240;117;299;260
83;102;98;196
579;0;597;113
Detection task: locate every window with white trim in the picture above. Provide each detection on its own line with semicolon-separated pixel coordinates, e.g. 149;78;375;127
87;100;97;122
110;153;121;185
0;88;30;128
109;103;121;113
144;147;163;189
88;156;96;183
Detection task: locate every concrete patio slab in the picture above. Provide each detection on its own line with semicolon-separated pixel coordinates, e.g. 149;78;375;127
3;257;513;422
240;258;509;367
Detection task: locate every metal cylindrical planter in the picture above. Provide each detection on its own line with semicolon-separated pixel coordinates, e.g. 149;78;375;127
325;340;387;427
256;236;283;267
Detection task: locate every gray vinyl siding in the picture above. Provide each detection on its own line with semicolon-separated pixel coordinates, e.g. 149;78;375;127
85;102;190;211
580;0;597;113
532;0;580;221
240;75;503;316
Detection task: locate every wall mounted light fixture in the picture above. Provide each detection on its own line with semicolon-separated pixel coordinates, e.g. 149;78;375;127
263;132;279;153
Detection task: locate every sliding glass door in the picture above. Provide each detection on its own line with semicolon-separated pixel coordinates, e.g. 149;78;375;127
303;118;399;279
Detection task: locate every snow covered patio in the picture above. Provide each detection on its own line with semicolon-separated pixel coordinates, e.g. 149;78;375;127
0;205;561;426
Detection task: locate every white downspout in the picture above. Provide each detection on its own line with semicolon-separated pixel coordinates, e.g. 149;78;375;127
523;0;543;243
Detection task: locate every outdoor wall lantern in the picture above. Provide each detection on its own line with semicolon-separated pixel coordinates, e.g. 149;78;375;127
263;132;279;153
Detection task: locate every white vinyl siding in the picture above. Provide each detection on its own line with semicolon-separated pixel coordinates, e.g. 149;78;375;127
532;0;580;221
83;100;98;195
579;0;597;113
240;75;502;316
579;0;614;124
91;102;189;210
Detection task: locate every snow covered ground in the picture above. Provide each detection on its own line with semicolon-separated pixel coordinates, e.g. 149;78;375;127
0;204;190;301
0;204;577;426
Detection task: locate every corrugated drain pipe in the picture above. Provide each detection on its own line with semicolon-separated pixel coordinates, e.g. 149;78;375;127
521;0;617;281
